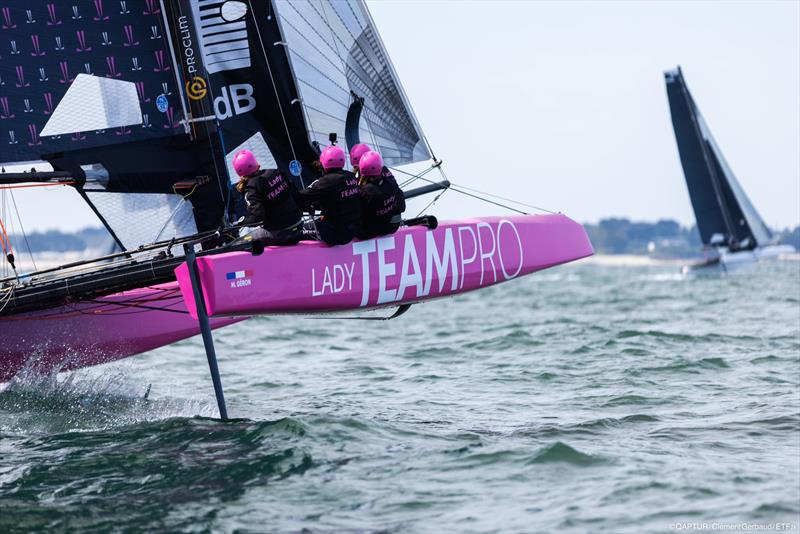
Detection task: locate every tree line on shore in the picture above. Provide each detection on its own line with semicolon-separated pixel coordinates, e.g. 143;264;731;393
9;219;800;258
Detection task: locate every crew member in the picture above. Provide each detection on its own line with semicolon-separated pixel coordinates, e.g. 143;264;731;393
298;146;362;246
233;149;303;246
349;143;371;178
357;150;405;239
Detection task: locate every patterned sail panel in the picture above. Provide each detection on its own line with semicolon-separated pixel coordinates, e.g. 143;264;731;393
273;0;431;167
0;0;185;165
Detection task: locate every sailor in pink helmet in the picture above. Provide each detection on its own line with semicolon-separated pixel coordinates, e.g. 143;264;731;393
349;143;371;177
356;150;406;239
232;149;304;246
297;145;362;245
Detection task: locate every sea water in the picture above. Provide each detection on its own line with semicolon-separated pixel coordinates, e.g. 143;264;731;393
1;261;798;533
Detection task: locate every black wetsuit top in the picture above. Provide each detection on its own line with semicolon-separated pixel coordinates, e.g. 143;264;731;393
241;169;303;231
359;167;406;239
298;169;362;245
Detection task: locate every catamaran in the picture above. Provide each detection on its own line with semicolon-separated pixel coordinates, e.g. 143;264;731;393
0;1;593;403
664;66;795;271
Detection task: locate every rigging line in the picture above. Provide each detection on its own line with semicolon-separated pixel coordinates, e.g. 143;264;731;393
0;182;77;190
0;286;15;315
447;183;557;215
247;0;300;177
9;190;38;272
447;185;528;215
84;299;190;315
152;196;189;243
415;188;447;218
395;166;556;215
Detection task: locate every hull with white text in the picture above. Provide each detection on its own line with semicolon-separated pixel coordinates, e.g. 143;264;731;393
175;214;593;318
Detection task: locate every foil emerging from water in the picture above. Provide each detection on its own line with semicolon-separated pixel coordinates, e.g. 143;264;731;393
0;361;215;434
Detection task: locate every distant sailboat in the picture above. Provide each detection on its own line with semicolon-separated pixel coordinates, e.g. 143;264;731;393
664;66;795;271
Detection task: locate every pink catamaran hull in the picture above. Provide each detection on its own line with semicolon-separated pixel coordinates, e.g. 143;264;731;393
176;214;593;318
0;214;592;382
0;283;243;382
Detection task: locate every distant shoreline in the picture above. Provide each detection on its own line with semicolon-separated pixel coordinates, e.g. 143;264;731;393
7;251;798;276
577;253;800;267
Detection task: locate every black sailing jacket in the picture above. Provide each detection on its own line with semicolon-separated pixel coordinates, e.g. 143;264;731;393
359;167;406;238
298;170;362;231
241;169;303;230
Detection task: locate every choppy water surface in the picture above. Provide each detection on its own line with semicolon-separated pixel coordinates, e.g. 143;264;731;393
1;261;799;533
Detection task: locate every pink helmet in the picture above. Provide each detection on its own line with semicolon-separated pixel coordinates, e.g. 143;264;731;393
349;143;371;167
359;151;383;177
232;149;259;177
320;145;346;170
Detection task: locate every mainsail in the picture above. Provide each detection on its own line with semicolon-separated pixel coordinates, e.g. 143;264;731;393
1;0;434;251
271;0;431;166
0;0;220;249
664;67;773;249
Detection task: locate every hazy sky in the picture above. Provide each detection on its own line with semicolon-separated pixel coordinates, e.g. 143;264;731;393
5;0;799;233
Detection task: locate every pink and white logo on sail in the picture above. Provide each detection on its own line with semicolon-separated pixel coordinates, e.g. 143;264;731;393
123;25;139;47
143;0;161;15
15;66;29;88
93;0;109;21
46;3;62;26
163;107;180;129
0;97;14;120
27;124;42;146
30;35;45;56
136;81;151;103
2;7;16;29
153;50;170;72
58;61;73;84
43;93;54;115
106;56;121;77
76;30;92;52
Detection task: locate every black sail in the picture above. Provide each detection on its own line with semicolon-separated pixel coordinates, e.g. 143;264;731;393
664;67;772;249
163;0;320;190
2;0;435;251
0;0;228;249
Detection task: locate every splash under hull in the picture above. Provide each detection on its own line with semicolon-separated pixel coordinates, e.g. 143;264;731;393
0;282;243;382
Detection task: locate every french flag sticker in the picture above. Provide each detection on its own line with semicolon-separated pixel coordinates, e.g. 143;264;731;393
226;270;253;280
